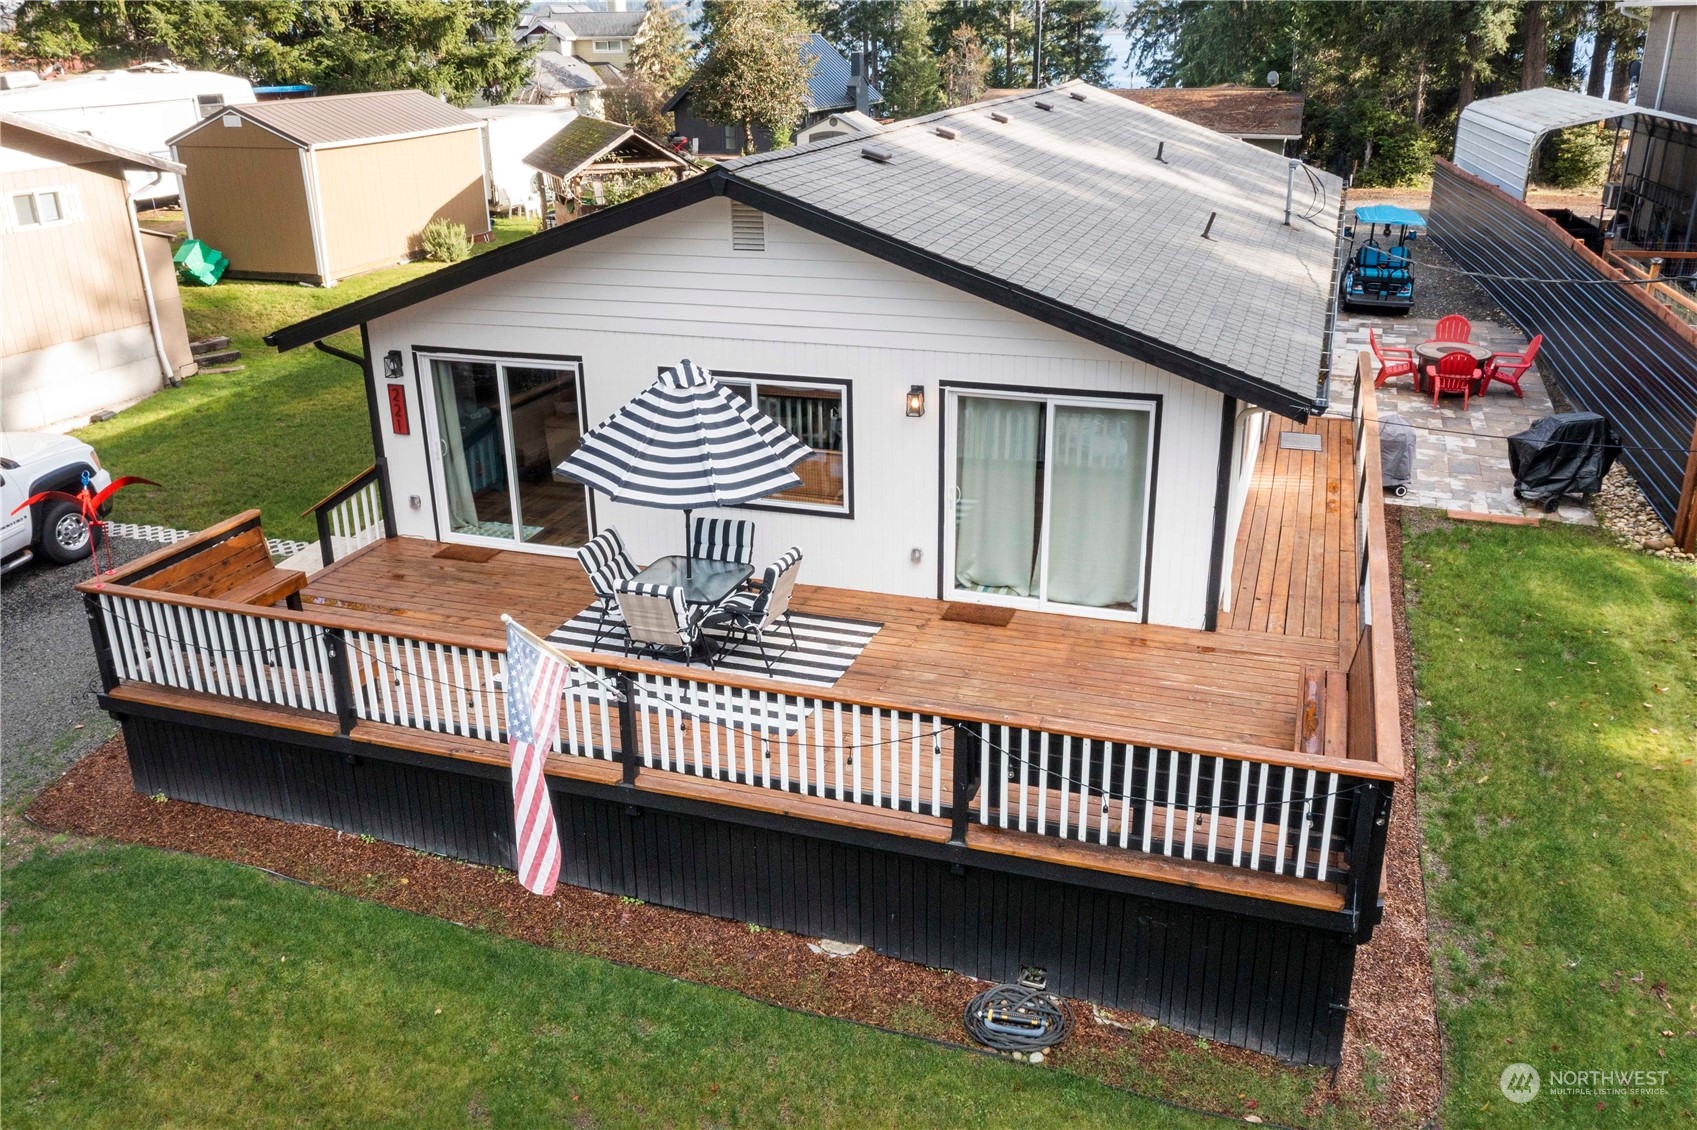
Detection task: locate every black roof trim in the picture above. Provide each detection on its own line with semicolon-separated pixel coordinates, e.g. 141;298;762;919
263;173;722;352
721;179;1313;419
267;164;1312;418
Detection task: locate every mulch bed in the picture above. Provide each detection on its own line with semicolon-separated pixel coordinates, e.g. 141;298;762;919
27;737;1349;1126
1334;507;1445;1124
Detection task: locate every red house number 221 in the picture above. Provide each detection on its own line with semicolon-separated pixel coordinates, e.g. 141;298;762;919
387;384;410;435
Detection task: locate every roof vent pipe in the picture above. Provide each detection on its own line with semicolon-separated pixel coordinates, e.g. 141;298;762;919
1202;211;1217;240
1284;159;1298;226
934;126;958;140
1155;141;1166;163
990;111;1009;124
861;145;894;163
1069;90;1087;101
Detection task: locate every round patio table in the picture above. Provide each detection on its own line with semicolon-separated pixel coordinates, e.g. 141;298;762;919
1415;341;1493;394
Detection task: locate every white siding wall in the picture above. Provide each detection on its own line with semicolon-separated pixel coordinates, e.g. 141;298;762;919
367;198;1228;628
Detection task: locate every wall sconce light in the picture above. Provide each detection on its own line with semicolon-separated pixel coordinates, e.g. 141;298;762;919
383;350;403;380
905;384;926;417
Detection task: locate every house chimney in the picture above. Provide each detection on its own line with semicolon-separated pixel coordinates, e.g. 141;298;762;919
850;50;870;114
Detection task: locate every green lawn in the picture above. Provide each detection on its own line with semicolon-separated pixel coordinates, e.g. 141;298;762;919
0;844;1218;1129
1404;518;1697;1126
73;219;533;544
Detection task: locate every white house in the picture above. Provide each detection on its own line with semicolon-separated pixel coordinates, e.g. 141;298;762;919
267;84;1342;632
467;104;581;215
0;66;255;204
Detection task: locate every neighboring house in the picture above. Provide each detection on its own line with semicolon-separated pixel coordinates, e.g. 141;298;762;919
1112;84;1305;155
0;65;255;203
269;84;1339;630
666;35;880;156
1639;1;1697;116
522;116;691;216
167;91;491;286
468;104;581;216
516;8;644;70
1;112;196;431
516;51;617;116
794;109;881;146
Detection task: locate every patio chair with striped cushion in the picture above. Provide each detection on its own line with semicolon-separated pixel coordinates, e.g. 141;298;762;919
616;580;709;666
702;547;802;671
690;516;755;565
575;528;638;648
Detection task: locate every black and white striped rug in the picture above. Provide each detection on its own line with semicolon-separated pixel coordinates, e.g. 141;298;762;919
547;609;881;688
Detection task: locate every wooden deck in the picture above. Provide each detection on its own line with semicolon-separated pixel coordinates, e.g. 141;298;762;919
1225;414;1357;652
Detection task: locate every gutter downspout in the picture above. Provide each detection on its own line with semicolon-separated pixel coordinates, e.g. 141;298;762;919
1654;10;1678;110
126;193;179;387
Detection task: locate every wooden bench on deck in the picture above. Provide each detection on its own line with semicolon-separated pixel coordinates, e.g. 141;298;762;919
122;510;307;609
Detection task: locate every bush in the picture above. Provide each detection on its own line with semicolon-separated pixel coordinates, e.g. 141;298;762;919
1537;124;1613;189
420;217;471;263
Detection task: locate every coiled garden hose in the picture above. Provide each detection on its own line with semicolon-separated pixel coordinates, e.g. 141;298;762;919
962;984;1072;1053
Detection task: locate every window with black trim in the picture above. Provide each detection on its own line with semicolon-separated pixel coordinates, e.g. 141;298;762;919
719;374;851;513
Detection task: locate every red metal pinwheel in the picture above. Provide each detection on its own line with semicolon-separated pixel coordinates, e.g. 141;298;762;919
10;473;160;576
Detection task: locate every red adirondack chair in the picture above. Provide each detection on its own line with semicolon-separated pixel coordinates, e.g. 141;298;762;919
1484;333;1543;398
1370;328;1418;388
1432;313;1472;343
1429;349;1481;409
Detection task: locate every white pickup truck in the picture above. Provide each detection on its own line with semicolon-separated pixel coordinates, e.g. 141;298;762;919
1;431;114;574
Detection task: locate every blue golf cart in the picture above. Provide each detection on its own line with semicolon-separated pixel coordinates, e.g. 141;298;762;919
1340;204;1425;314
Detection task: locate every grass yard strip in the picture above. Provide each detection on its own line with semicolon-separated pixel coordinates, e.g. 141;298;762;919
2;844;1226;1130
72;219;533;545
1403;517;1697;1127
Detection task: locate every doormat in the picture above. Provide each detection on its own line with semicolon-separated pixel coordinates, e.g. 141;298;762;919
434;544;503;563
939;603;1016;626
548;610;881;688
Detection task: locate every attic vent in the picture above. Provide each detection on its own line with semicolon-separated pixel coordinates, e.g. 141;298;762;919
989;111;1009;124
1069;90;1087;101
730;202;765;252
221;112;242;128
861;145;893;163
933;127;958;140
1035;100;1055;111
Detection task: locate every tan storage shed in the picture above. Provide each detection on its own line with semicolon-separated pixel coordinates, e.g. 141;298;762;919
168;90;490;286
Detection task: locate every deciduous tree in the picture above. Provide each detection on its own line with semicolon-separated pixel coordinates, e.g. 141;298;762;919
941;25;991;105
692;0;815;154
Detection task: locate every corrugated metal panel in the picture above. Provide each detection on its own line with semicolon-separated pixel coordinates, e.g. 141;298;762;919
122;712;1355;1065
1453;88;1697;200
231;90;481;149
1429;159;1697;526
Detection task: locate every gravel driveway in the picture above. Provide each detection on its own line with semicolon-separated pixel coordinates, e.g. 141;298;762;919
1;537;150;805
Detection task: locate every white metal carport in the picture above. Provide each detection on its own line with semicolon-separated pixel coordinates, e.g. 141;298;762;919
1453;87;1697;200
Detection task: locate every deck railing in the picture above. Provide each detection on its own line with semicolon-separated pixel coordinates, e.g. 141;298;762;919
305;465;393;567
81;477;1405;926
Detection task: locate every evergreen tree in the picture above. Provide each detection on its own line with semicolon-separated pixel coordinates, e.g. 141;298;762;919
693;0;815;154
883;0;945;117
1041;0;1112;85
941;25;992;105
3;0;537;106
631;0;694;95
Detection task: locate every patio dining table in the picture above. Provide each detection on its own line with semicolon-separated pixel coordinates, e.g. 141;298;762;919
1415;341;1493;394
631;554;753;607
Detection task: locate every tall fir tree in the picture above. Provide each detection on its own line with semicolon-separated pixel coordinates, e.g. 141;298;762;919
693;0;815;153
1040;0;1112;84
883;0;946;117
631;0;694;94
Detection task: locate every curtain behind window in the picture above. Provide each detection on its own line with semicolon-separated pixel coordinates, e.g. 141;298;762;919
954;396;1042;596
1046;405;1148;609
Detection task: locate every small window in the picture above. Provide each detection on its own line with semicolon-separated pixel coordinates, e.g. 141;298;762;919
730;202;765;252
719;375;851;513
723;124;736;152
10;189;68;228
591;38;622;52
196;93;225;117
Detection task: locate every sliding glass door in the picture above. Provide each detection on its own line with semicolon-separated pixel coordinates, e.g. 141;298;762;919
948;391;1154;616
426;355;590;551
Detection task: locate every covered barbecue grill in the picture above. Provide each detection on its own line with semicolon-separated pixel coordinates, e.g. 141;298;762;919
1379;413;1415;496
1507;412;1621;511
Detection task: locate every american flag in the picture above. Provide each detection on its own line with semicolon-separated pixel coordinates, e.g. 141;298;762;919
503;618;568;896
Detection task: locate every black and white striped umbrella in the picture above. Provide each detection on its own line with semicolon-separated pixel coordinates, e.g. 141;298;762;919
557;360;810;550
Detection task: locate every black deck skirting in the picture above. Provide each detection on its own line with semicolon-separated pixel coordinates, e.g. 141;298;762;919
120;712;1354;1065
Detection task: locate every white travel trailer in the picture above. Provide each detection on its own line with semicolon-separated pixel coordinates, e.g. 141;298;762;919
0;67;255;204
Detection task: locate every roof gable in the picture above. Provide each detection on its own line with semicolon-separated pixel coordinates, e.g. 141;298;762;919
0;109;185;173
522;116;689;179
267;84;1341;419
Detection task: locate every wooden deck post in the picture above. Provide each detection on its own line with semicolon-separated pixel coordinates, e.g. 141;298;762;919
1674;417;1697;553
323;629;359;735
617;673;640;787
82;591;120;694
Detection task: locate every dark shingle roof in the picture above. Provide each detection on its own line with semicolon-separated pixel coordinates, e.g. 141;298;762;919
1112;85;1305;139
730;83;1340;403
172;90;479;148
